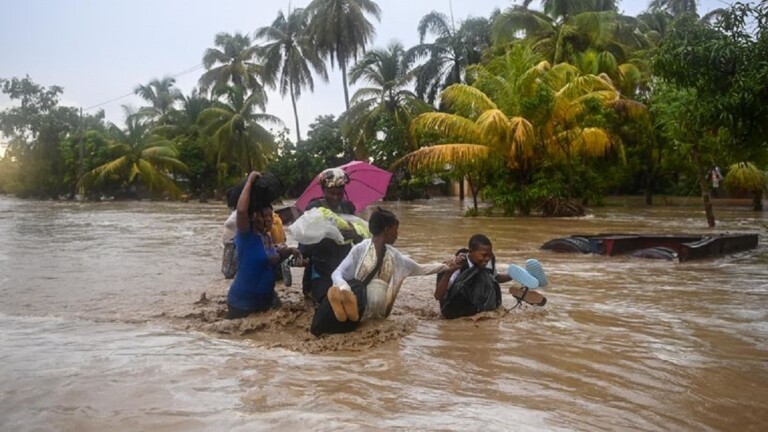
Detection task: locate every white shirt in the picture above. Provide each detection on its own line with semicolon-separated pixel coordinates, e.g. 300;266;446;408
332;239;448;321
222;211;237;244
447;258;496;288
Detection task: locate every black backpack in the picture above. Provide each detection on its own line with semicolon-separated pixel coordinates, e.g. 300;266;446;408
439;255;502;319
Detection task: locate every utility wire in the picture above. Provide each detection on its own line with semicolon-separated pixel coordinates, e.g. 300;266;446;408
83;62;205;111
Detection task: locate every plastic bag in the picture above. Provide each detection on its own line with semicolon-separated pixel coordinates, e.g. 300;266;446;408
288;208;371;245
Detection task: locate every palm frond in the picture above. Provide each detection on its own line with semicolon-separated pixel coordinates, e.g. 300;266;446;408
395;144;493;172
440;84;498;118
410;112;482;144
724;162;768;192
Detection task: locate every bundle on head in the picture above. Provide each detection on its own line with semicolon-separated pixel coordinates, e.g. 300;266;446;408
226;173;285;214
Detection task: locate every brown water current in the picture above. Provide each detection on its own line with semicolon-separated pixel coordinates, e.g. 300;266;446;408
0;195;766;431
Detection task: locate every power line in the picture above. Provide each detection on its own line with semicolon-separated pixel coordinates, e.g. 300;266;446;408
83;62;206;111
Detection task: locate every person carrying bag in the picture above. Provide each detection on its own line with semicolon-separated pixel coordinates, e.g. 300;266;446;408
310;249;384;336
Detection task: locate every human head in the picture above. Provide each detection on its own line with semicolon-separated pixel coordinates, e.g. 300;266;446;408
249;203;272;234
260;204;274;233
467;234;493;268
319;168;349;208
369;207;399;245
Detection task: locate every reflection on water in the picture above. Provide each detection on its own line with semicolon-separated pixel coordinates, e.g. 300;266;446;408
0;196;767;431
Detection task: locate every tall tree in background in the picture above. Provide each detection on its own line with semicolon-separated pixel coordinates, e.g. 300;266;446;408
306;0;382;110
133;76;182;124
198;87;282;182
343;40;430;161
79;108;188;198
199;32;270;100
648;0;697;16
652;2;768;226
407;11;491;104
0;76;80;197
153;90;217;196
492;1;622;64
256;8;328;142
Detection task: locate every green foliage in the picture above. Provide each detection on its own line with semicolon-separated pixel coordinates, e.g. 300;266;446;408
256;7;328;142
306;0;382;109
267;115;353;197
0;76;80;197
365;112;411;168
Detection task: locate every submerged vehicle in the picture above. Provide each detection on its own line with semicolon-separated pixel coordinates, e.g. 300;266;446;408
541;233;759;261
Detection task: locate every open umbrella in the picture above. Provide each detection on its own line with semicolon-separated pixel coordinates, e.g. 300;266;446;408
294;161;393;214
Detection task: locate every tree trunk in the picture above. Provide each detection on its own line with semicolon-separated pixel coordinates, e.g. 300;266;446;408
692;146;716;227
340;55;350;111
467;175;479;211
753;190;763;211
290;84;301;143
644;159;654;205
459;176;465;201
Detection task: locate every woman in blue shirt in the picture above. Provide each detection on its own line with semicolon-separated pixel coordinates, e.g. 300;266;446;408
226;171;282;319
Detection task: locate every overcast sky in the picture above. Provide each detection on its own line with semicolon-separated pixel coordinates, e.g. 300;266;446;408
1;0;736;147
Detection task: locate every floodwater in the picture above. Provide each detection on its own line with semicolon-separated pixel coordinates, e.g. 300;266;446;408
0;195;766;431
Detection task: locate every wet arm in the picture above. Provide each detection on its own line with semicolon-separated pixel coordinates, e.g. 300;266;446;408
236;171;260;232
434;271;452;300
434;256;463;300
331;243;363;291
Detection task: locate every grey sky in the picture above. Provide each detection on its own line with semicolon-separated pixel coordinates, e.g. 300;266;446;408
0;0;735;147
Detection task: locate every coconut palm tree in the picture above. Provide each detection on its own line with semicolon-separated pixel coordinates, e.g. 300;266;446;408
724;162;768;210
648;0;697;16
199;32;269;100
342;40;431;159
255;8;328;142
79;109;188;197
525;0;617;21
133;76;182;124
198;87;282;182
305;0;382;110
492;2;646;66
406;11;491;104
400;48;640;212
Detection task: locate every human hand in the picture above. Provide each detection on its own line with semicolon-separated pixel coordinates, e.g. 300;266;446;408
341;228;362;244
444;254;465;270
248;171;261;183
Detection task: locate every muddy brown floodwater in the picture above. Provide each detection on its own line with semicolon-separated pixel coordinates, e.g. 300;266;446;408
0;196;766;431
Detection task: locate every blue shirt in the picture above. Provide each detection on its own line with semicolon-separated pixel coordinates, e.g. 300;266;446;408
227;230;276;312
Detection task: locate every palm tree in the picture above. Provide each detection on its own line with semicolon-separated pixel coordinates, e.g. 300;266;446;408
400;48;639;212
648;0;697;16
255;8;328;142
133;76;182;124
199;32;270;100
723;162;768;211
342;40;431;159
198;87;282;182
407;12;491;104
153;90;217;195
79;109;188;197
492;2;644;66
306;0;382;110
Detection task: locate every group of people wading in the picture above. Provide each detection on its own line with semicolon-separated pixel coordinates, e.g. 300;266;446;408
222;169;549;336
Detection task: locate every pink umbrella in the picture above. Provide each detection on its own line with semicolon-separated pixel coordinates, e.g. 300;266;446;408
294;161;393;214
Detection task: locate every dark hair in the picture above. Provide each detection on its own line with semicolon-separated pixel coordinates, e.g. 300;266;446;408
369;207;399;235
468;234;492;250
225;185;240;210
